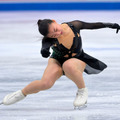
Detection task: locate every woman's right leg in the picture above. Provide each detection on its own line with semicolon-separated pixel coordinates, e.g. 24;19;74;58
22;58;63;95
2;58;63;105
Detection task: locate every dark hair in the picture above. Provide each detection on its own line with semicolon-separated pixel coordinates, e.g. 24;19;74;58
37;19;53;36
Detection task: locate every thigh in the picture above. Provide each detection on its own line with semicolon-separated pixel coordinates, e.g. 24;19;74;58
41;58;63;82
62;58;86;88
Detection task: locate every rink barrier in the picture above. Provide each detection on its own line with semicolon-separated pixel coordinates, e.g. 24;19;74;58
0;2;120;11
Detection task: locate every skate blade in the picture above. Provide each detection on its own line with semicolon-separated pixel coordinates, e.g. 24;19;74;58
74;104;87;110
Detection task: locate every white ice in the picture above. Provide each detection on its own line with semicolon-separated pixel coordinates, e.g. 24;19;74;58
0;11;120;120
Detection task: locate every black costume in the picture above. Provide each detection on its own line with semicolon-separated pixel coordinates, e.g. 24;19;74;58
41;20;120;74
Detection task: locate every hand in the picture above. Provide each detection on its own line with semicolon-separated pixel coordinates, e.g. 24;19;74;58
111;23;120;33
41;49;51;58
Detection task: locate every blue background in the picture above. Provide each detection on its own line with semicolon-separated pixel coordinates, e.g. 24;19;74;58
0;2;120;11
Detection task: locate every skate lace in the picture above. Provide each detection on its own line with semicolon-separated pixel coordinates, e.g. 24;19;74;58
8;92;22;100
9;93;19;99
77;91;84;98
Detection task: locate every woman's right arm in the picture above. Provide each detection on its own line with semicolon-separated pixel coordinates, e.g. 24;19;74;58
41;37;55;58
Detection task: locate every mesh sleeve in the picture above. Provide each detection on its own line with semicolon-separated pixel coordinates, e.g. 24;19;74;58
69;20;106;32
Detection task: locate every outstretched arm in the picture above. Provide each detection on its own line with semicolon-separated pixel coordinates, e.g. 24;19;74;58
103;23;120;33
70;20;120;33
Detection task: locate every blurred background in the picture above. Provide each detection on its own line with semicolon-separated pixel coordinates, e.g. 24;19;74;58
0;0;120;11
0;1;120;120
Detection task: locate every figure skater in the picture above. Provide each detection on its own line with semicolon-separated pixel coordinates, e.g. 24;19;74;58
1;19;120;108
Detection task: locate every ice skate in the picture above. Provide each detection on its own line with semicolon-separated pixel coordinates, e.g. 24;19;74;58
73;87;88;109
2;90;26;105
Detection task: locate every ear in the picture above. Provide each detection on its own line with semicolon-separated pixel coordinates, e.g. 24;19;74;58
52;19;56;23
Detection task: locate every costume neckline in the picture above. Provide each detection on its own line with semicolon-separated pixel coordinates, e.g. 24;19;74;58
56;22;79;51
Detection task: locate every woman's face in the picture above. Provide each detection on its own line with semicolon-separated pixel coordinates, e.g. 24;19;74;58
47;22;63;38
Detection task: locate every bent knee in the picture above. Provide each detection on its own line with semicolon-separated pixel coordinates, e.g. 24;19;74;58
62;60;77;74
41;68;62;89
53;67;63;75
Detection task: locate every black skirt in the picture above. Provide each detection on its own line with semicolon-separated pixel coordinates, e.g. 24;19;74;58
50;50;107;75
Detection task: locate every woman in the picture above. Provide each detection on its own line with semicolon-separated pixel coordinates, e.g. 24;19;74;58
1;19;120;108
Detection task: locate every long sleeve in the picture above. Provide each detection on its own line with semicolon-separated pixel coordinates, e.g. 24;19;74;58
69;20;106;32
41;37;51;51
41;37;56;58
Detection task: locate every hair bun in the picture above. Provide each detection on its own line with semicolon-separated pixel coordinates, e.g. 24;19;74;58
37;19;42;25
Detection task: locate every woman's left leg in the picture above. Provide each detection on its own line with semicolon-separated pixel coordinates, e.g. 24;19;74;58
62;58;88;107
62;58;86;89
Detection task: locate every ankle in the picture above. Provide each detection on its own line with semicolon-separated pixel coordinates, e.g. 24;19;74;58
21;90;27;96
78;87;85;89
78;87;88;92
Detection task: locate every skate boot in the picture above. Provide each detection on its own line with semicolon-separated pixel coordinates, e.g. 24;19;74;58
73;87;88;109
1;90;26;105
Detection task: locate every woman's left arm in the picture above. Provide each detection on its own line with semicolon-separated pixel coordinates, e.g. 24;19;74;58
103;23;120;33
70;20;120;33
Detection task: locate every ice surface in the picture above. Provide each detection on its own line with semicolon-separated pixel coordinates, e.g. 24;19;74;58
0;11;120;120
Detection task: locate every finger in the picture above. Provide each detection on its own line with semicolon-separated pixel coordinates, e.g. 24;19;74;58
116;28;119;33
